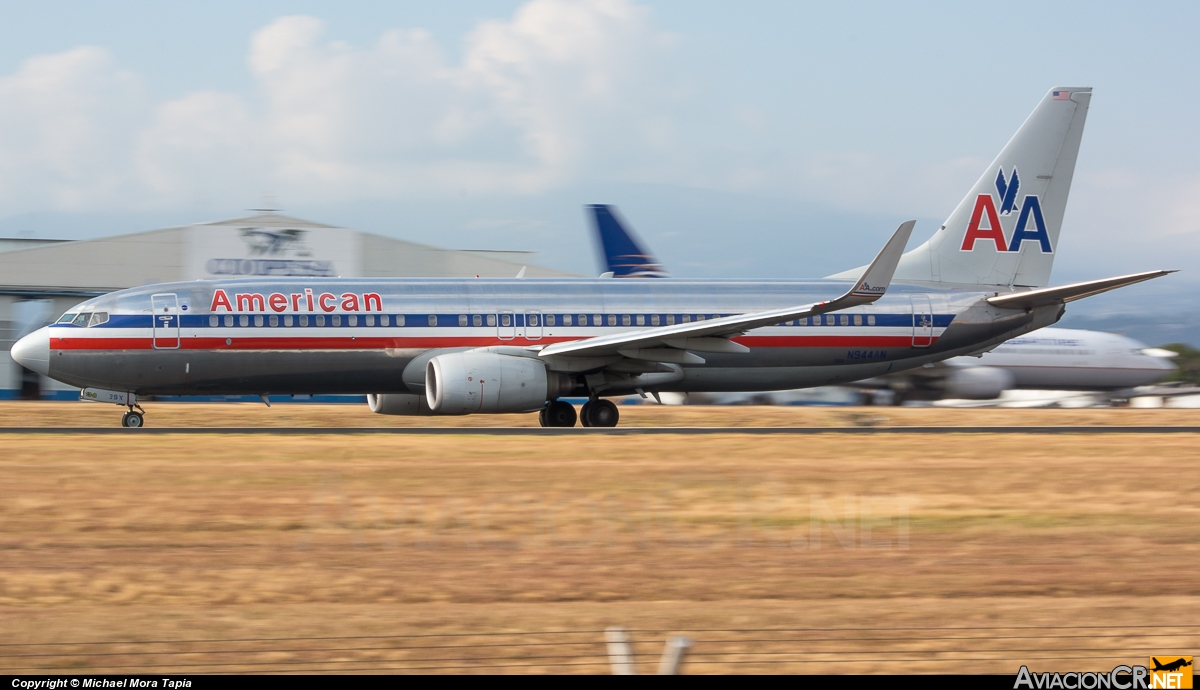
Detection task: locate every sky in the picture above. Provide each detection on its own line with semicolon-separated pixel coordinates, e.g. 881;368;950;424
1;0;1198;334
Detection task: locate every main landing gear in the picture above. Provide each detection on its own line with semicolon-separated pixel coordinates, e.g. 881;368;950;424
537;399;620;428
580;399;619;428
539;400;578;428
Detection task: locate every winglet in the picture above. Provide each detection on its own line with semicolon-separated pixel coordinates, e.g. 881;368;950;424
841;220;914;302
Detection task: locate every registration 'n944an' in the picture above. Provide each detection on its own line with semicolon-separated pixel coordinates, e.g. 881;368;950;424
846;350;887;360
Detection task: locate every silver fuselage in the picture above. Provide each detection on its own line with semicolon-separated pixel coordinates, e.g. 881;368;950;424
30;277;1060;397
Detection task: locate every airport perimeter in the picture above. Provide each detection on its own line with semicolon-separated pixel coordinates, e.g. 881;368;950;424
1;404;1196;674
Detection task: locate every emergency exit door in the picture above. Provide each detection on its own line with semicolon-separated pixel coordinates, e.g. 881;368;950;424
151;293;181;349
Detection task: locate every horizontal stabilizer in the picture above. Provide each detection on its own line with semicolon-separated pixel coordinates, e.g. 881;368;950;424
986;270;1176;310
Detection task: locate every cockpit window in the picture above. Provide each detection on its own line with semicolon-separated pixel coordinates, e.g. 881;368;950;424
58;311;109;327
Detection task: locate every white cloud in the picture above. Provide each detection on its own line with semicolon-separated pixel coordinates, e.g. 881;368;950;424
0;47;143;209
0;0;680;213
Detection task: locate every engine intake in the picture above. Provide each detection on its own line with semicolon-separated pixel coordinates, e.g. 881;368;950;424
426;352;566;414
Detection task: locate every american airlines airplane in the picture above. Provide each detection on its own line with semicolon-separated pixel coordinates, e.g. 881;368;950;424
10;87;1174;427
586;207;1177;403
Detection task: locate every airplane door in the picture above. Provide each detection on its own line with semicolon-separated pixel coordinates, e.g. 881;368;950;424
497;310;516;340
151;293;181;349
524;310;543;340
910;294;933;348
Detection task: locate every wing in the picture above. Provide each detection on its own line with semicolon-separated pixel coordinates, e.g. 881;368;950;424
538;220;915;362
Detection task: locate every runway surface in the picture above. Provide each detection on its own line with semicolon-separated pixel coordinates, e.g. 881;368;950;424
2;425;1199;435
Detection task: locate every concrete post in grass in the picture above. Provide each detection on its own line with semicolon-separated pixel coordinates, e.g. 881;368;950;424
605;626;636;675
657;635;693;675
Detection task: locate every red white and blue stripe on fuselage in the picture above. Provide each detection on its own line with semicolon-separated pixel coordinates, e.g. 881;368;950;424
49;310;952;352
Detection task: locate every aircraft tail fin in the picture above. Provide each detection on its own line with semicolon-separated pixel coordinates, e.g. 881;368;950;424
831;87;1092;289
587;204;670;278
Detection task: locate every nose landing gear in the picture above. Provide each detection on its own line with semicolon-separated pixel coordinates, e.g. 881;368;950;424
120;401;146;428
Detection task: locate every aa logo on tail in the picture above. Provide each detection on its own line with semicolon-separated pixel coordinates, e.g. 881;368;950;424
960;167;1053;254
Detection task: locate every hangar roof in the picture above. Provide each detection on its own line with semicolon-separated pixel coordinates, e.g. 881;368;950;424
0;213;575;297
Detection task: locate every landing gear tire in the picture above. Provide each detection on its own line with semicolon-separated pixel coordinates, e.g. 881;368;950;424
121;411;144;428
541;400;577;428
580;399;619;428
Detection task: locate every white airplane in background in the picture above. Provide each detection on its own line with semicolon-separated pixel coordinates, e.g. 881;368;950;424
587;208;1176;404
11;87;1175;426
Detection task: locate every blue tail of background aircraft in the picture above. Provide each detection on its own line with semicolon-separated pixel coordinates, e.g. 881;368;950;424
587;204;670;278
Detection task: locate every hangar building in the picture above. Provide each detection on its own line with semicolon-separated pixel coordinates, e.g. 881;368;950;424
0;213;573;399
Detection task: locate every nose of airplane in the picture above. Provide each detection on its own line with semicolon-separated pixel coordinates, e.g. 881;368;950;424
11;326;50;376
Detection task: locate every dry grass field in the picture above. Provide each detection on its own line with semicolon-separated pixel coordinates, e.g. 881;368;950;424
0;403;1197;674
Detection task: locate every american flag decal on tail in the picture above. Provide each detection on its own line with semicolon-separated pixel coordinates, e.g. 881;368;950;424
1053;91;1071;100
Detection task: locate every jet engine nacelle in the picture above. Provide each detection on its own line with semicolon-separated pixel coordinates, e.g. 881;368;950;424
942;366;1015;400
426;352;569;414
367;393;433;415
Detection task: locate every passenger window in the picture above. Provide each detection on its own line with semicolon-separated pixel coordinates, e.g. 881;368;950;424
682;314;690;323
428;315;437;327
529;314;539;326
300;314;309;327
651;314;660;326
58;313;77;324
240;315;249;327
546;314;555;326
255;315;264;327
839;315;848;326
209;315;218;327
348;315;357;327
72;313;90;326
269;315;279;327
593;315;602;326
316;314;325;327
854;315;862;326
396;315;404;326
635;315;645;326
225;315;234;327
622;315;631;326
285;315;294;327
868;315;875;326
486;314;495;327
500;314;511;327
459;315;468;327
332;314;342;327
562;314;572;326
380;315;389;326
365;314;374;327
608;315;617;326
696;315;705;322
472;314;482;327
